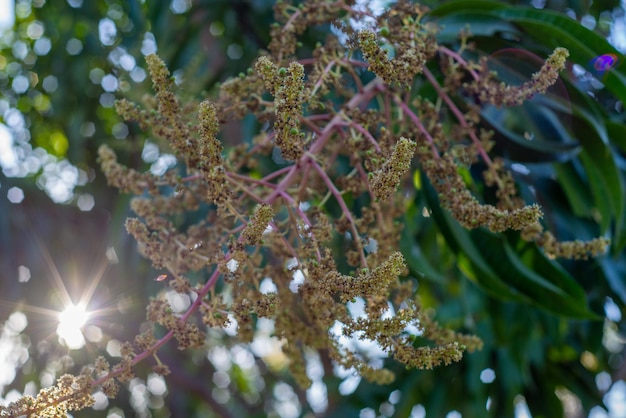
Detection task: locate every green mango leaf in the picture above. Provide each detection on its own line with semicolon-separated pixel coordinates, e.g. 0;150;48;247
578;136;624;234
431;2;626;103
488;7;626;104
516;239;589;304
434;13;518;43
554;86;623;238
421;174;525;301
599;257;626;306
554;162;594;218
421;175;596;318
429;0;505;16
608;121;626;154
480;103;580;162
401;203;448;284
605;121;626;254
580;152;613;232
471;229;599;319
613;207;626;256
549;81;624;235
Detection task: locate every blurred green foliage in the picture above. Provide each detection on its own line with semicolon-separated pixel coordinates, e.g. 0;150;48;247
1;0;626;417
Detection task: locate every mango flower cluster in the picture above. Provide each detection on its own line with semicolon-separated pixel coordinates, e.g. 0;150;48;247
2;0;609;416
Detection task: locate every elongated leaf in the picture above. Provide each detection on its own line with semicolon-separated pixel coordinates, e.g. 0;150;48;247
553;162;594;218
599;257;626;306
516;241;589;306
429;0;505;16
607;121;626;155
579;152;612;232
481;105;580;162
577;132;624;234
488;8;626;104
434;13;518;43
559;84;624;234
421;174;525;301
605;122;626;254
421;176;597;317
471;229;560;297
430;2;626;103
401;203;448;284
471;229;599;318
614;209;626;256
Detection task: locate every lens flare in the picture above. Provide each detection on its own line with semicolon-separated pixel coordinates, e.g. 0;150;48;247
481;48;572;162
589;53;621;77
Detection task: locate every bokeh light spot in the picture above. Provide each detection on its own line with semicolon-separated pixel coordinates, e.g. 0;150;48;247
77;193;95;211
171;0;191;14
11;75;29;93
80;121;95;137
7;311;28;333
48;131;69;156
130;67;146;83
7;186;24;203
142;141;159;163
99;92;116;107
111;122;128;139
106;339;122;357
32;92;51;113
89;67;105;84
15;2;31;20
480;368;496;383
85;325;103;343
119;54;136;71
107;4;124;20
65;38;83;55
92;391;108;410
98;18;117;46
148;374;168;396
141;32;157;55
12;40;28;60
259;278;277;294
227;44;243;60
210;22;224;37
26;21;44;39
34;37;51;55
42;75;58;92
604;297;622;322
17;265;31;283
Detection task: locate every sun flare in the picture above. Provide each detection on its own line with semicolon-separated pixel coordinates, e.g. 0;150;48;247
57;303;90;349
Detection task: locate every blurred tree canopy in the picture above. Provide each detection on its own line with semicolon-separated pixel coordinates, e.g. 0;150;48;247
1;0;626;417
